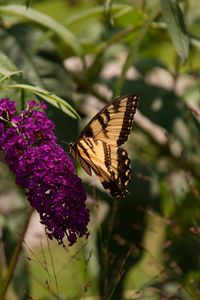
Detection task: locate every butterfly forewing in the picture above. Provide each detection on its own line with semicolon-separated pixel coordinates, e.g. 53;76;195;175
79;95;138;146
71;95;139;198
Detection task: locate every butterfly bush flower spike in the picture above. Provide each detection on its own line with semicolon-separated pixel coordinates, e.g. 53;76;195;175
0;98;90;246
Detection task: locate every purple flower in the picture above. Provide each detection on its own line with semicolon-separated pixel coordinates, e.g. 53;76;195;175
0;98;89;245
0;98;17;136
18;143;89;245
0;98;16;119
0;100;56;172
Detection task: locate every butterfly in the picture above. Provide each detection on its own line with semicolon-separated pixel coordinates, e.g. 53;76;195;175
69;95;139;198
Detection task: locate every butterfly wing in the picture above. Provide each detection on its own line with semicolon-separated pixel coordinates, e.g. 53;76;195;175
79;95;139;146
75;138;131;197
71;95;138;197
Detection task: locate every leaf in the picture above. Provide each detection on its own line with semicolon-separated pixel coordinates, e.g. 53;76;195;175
5;83;80;119
0;24;79;119
64;4;132;26
0;50;22;83
160;0;189;62
114;8;144;27
0;50;18;74
0;4;82;56
0;25;75;99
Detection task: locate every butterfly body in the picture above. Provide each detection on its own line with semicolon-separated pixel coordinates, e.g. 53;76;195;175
69;95;139;198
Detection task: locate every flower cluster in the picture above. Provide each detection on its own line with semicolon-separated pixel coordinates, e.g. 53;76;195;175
0;98;89;245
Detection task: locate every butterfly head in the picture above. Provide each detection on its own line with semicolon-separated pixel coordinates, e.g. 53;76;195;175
68;142;76;159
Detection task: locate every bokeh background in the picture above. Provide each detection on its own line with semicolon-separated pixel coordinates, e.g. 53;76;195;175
0;0;200;299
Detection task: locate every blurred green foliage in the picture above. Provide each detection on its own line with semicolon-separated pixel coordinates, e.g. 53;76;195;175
0;0;200;299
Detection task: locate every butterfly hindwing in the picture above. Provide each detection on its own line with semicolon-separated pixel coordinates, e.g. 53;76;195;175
75;138;132;197
100;147;132;198
70;95;138;197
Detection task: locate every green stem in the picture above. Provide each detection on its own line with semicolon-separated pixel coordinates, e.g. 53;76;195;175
20;88;25;110
0;207;34;300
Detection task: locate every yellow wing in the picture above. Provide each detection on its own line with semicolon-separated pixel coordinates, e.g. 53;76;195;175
69;95;139;197
79;95;139;146
76;138;131;198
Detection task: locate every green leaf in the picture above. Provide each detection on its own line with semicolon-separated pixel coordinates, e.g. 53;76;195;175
64;4;132;26
0;50;18;74
0;25;79;119
0;50;22;83
4;83;80;119
0;25;75;99
0;4;83;56
160;0;189;62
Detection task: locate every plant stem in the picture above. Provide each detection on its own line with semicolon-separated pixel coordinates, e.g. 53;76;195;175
0;207;34;300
